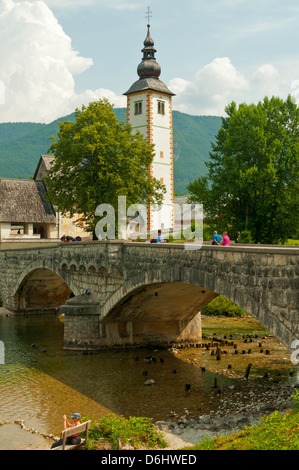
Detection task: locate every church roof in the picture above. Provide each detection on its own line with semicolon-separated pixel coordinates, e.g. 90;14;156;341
124;77;175;96
0;179;56;224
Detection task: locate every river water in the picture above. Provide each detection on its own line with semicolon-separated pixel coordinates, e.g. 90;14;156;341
0;313;234;439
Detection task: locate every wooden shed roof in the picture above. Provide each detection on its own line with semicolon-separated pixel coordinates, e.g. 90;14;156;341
0;179;56;224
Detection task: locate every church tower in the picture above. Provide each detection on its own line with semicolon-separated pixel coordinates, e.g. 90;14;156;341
124;22;175;235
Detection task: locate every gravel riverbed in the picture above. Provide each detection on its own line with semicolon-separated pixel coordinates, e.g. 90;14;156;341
157;380;297;449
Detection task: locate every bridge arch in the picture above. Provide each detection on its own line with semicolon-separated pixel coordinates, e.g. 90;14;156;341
101;265;262;326
99;280;217;347
95;259;293;349
13;263;77;314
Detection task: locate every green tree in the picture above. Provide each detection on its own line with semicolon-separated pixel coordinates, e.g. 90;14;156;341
45;99;165;234
187;96;299;243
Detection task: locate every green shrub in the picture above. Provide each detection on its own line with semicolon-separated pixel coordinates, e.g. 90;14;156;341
202;295;247;317
285;239;299;245
238;230;254;244
85;414;167;450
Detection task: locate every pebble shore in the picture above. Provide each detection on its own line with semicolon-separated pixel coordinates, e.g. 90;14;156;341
156;379;297;449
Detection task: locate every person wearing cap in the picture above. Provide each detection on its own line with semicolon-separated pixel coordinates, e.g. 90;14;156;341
51;413;82;448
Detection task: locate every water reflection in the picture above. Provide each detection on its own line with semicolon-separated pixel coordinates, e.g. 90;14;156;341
0;314;233;436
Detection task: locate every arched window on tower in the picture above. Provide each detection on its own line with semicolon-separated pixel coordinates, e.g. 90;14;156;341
157;100;165;115
134;101;143;115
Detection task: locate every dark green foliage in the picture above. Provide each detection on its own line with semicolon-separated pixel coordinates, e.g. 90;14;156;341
188;96;299;244
173;112;222;194
0;114;76;179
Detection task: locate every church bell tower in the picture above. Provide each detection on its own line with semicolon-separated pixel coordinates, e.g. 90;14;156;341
124;21;175;235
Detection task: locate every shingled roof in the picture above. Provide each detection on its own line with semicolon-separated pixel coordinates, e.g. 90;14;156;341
0;179;56;224
123;77;175;96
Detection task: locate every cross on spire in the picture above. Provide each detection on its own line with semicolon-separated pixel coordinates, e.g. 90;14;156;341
145;6;152;24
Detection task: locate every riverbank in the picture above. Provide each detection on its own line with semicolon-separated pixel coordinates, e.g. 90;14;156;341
155;379;296;449
0;421;55;450
156;315;298;448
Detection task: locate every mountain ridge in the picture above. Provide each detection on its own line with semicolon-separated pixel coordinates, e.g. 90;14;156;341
0;109;222;194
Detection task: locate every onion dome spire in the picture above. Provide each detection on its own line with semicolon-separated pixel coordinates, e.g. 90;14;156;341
123;20;175;97
137;24;161;79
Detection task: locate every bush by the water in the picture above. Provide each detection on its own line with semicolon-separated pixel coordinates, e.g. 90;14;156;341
202;296;247;317
85;414;167;450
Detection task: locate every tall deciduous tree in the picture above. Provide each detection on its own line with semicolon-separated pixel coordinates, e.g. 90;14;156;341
45;99;165;234
187;96;299;244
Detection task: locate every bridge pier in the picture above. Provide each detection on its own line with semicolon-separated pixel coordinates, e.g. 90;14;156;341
61;293;203;350
60;294;101;350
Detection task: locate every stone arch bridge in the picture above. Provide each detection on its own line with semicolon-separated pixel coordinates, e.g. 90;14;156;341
0;242;298;351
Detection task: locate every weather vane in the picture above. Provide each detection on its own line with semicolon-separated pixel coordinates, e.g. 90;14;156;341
145;6;152;24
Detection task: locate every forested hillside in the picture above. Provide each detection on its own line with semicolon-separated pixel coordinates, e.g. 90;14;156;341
172;113;221;194
0;109;221;194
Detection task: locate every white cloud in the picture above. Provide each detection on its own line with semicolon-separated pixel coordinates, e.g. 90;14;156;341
170;57;292;116
72;88;126;112
17;0;139;10
0;0;125;123
251;64;286;98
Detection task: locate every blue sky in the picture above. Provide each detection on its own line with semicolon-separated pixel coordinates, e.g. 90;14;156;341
1;0;299;122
